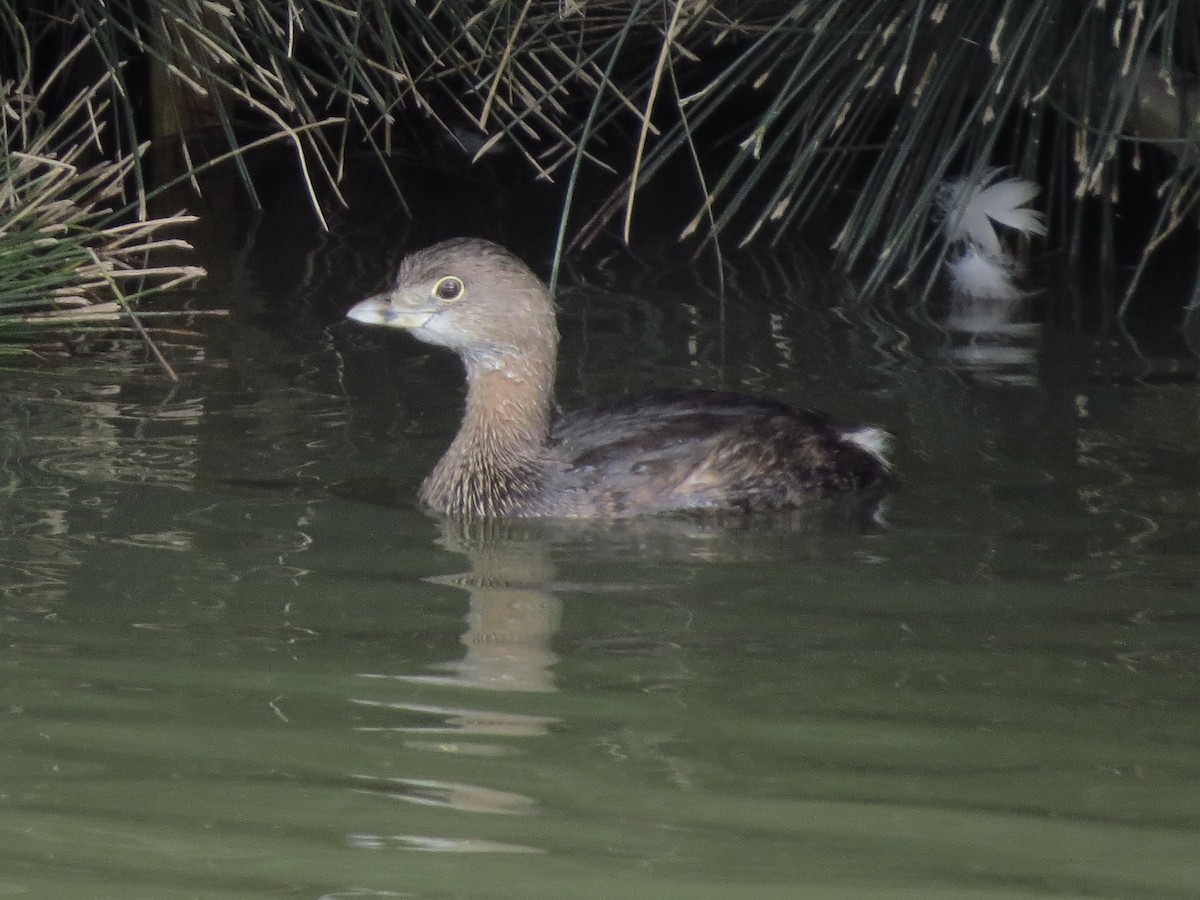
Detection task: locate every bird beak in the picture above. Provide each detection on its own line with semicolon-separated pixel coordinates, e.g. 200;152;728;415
346;293;434;329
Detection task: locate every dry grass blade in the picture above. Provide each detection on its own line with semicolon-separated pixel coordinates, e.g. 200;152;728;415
1;50;207;366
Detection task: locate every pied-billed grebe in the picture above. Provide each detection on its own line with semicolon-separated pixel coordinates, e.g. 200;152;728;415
347;238;889;518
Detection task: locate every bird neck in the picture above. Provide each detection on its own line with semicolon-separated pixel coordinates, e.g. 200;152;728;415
459;349;555;456
421;345;556;516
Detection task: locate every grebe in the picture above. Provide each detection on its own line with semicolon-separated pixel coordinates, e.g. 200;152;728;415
347;238;889;518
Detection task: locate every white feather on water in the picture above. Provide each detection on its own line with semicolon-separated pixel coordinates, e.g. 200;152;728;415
945;243;1023;302
937;168;1046;258
936;169;1045;301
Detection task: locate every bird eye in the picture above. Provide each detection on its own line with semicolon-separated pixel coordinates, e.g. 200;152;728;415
433;276;464;302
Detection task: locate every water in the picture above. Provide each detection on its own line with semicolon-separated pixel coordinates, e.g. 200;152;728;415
2;187;1199;898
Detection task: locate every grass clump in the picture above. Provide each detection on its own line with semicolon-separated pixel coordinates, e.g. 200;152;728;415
1;37;204;369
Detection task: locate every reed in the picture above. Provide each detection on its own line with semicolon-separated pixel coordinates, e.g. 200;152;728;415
4;1;1197;328
1;36;204;366
431;1;1200;310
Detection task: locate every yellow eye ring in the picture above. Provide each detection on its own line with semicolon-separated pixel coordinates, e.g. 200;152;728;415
433;275;465;303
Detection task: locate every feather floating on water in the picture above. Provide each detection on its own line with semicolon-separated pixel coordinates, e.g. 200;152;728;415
945;243;1023;302
937;169;1047;258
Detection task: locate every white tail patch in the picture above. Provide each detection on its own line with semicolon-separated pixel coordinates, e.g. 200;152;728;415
841;425;891;467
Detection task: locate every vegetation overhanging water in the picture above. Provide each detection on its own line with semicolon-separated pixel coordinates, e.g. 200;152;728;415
2;0;1199;355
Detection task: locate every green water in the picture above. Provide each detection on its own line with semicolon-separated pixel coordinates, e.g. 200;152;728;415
2;206;1199;898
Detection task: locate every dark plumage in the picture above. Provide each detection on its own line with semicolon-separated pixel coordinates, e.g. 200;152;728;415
347;238;890;519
